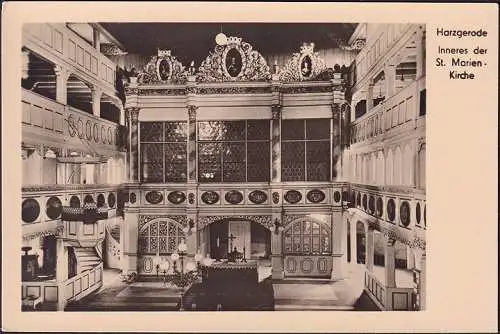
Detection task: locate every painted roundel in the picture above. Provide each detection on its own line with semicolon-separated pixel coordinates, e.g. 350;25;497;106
387;199;396;222
368;195;375;214
332;191;341;203
107;193;116;208
376;197;383;217
69;195;80;208
362;194;367;210
284;190;302;204
46;196;62;220
416;202;421;224
225;190;243;204
307;189;326;203
145;191;163;204
201;191;219;205
167;191;186;204
248;190;268;204
225;47;243;78
83;194;94;204
400;201;411;227
22;198;40;223
96;194;106;207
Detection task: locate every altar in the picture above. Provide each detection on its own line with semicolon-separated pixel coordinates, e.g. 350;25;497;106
200;260;259;289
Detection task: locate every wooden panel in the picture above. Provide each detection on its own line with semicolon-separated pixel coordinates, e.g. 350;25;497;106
31;105;44;127
22;101;31;124
26;286;41;298
84;51;91;70
283;255;332;277
91;56;98;74
89;270;95;286
65;282;73;299
44;286;58;302
83;223;95;235
54;29;63;53
54;112;64;133
392;292;409;310
41;24;52;47
77;45;84;66
43;108;54;130
82;274;89;291
101;63;106;80
69;221;77;235
74;278;82;296
69;39;76;61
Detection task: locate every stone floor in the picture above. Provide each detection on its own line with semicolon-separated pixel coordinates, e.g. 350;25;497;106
67;263;412;312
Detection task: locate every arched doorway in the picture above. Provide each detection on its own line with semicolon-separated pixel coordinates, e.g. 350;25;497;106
207;218;271;262
137;218;187;276
282;218;332;277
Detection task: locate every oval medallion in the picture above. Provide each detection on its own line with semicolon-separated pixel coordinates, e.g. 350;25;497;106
368;195;375;213
416;202;421;224
307;189;326;203
129;193;137;204
248;190;268;204
96;194;106;207
145;191;163;205
272;192;280;204
143;257;153;273
333;191;341;203
387;199;396;222
301;257;314;273
376;197;383;217
167;191;186;205
225;190;243;204
400;201;411;227
46;196;62;220
22;198;40;223
69;195;80;208
108;193;116;208
284;190;302;204
362;194;367;210
201;191;219;205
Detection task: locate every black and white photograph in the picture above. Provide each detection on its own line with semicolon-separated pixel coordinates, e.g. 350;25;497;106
17;21;427;313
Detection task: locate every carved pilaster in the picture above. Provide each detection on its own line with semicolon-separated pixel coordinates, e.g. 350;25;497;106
126;107;140;182
53;65;70;105
187;105;198;182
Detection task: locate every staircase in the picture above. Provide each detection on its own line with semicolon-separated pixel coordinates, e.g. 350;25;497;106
74;247;102;273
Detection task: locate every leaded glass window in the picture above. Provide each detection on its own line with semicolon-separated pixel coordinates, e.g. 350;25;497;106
140;121;187;183
138;220;185;254
283;220;331;255
198;120;270;183
281;119;331;181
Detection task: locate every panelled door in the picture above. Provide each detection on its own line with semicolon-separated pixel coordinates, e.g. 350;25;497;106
282;220;333;277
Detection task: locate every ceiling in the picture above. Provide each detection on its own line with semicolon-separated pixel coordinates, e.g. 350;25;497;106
100;23;358;65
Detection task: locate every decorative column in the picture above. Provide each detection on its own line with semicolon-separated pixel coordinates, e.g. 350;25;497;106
385;236;396;288
187;105;198;183
53;65;70;105
365;226;374;272
416;26;426;79
55;238;68;310
271;104;281;183
350;218;357;264
407;245;415;269
91;86;102;118
93;27;100;50
384;63;396;98
419;252;426;310
127;107;140;182
331;211;345;281
271;212;284;279
331;104;341;181
367;82;374;112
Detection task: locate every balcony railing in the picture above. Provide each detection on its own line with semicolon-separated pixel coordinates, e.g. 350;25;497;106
22;89;124;153
23;23;116;91
350;79;425;146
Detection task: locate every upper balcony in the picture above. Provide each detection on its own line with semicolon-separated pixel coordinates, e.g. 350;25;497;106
22;23;117;95
22;89;125;155
349;78;425;147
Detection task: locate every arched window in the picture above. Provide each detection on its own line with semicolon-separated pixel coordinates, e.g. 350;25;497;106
283;220;331;255
138;220;186;255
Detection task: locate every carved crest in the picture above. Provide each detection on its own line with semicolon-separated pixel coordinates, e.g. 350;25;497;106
278;43;331;82
137;49;187;84
197;36;271;82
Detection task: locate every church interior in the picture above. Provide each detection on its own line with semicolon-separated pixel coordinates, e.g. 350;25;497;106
20;22;426;311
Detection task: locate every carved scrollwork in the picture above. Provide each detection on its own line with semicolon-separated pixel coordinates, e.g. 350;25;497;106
137;50;187;85
197;36;271;83
197;215;273;230
278;43;331;82
138;215;188;231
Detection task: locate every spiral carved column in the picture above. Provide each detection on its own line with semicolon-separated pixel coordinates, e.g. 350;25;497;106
127;107;140;182
271;104;281;183
187;105;198;182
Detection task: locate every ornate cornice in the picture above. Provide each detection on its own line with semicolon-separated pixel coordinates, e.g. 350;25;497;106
280;85;332;94
138;215;188;231
195;86;272;95
197;36;271;83
138;88;187;96
197;215;273;230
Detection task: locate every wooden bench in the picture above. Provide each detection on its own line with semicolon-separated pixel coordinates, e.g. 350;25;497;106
22;295;43;310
